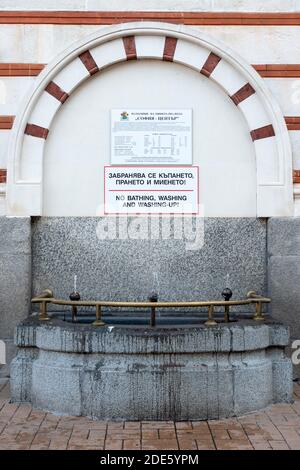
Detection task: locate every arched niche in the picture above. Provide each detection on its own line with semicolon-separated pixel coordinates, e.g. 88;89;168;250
6;22;293;217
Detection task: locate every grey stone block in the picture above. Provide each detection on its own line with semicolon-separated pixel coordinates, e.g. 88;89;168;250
15;321;38;348
268;323;290;347
268;256;300;339
0;255;31;338
0;216;31;255
32;217;267;310
230;324;270;351
0;216;31;338
267;349;293;403
268;217;300;257
232;360;273;415
267;217;300;342
10;348;38;402
32;351;82;416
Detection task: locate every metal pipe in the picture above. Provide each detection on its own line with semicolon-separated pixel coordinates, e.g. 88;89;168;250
92;304;105;326
222;288;232;322
149;292;158;327
247;290;266;321
71;306;77;323
253;301;264;321
69;291;80;323
205;305;217;326
39;300;50;321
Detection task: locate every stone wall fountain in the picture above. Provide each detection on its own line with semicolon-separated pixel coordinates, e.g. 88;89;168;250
1;19;297;425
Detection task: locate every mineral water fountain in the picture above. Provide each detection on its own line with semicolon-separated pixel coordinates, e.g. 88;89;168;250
4;22;294;422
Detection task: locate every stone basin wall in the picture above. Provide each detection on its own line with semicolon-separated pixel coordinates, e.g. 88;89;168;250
10;317;293;421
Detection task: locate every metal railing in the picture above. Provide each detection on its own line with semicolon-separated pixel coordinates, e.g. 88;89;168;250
31;289;271;327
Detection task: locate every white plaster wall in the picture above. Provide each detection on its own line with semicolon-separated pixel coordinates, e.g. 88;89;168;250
1;24;300;64
43;59;256;217
265;78;300;116
195;26;300;64
0;0;299;12
290;131;300;168
0;77;34;115
0;131;9;168
0;25;101;63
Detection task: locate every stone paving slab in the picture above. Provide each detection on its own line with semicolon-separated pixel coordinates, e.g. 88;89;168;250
0;380;300;450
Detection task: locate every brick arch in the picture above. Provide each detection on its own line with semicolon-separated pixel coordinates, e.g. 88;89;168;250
7;22;293;216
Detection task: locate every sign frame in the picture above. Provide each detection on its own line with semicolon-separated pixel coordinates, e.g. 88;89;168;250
110;109;193;166
104;165;200;216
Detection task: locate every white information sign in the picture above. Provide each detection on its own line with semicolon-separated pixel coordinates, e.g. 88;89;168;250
104;166;199;214
111;109;192;165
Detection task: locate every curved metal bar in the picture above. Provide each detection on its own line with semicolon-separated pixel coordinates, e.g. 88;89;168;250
31;291;271;326
32;298;270;308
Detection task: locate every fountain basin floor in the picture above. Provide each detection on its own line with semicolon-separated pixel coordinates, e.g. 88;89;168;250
10;316;293;421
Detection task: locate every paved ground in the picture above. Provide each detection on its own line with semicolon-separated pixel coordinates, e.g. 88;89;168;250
1;379;300;450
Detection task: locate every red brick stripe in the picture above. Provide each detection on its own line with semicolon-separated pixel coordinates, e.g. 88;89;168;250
79;51;99;75
24;123;49;139
123;36;137;60
201;52;221;77
45;81;69;104
163;37;177;62
231;83;255;105
0;116;15;129
0;169;7;183
250;124;275;141
285;117;300;130
0;63;45;76
2;11;300;26
253;64;300;77
293;170;300;183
